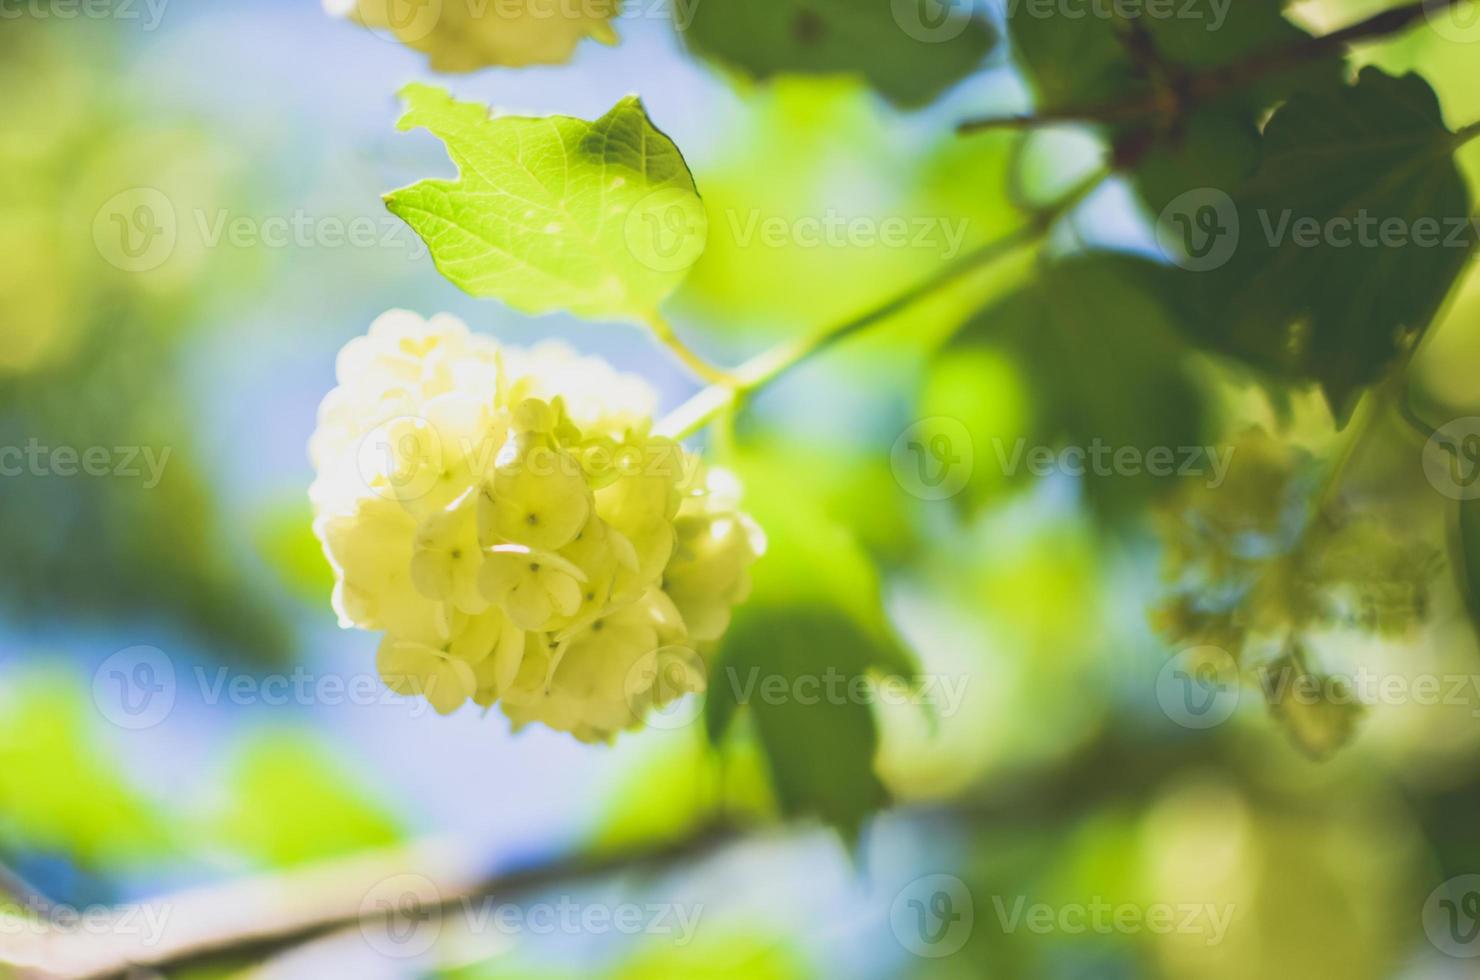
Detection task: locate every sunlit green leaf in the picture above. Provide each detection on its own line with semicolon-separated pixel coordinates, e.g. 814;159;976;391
212;730;401;867
387;84;705;323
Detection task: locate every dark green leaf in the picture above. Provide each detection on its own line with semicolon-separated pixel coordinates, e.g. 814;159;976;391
703;444;914;838
1007;0;1340;210
1170;69;1475;419
706;609;893;840
1454;495;1480;635
680;0;995;109
941;252;1209;514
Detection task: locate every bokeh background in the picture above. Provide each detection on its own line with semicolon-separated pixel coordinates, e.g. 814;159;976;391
5;0;1480;977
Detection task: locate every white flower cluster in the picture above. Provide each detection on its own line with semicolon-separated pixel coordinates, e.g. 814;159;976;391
310;311;763;741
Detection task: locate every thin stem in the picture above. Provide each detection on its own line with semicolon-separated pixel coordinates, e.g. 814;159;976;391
655;169;1110;440
645;312;735;386
958;0;1472;134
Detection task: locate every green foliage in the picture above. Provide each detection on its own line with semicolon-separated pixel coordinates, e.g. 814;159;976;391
942;252;1209;513
1004;0;1343;212
705;609;895;840
0;672;171;865
1258;645;1365;760
1179;69;1477;419
387;85;705;323
1454;494;1480;632
1007;3;1338;126
703;445;914;838
211;730;401;867
681;0;994;108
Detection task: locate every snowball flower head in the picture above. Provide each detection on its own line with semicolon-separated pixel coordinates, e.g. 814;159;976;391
311;311;763;741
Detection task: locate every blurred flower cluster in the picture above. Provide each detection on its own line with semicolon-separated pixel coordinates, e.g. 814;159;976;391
310;311;763;740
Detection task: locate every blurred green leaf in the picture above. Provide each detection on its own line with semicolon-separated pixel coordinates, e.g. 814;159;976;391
1453;494;1480;638
0;322;292;662
252;496;335;603
706;609;894;841
681;0;994;109
676;80;1023;343
704;445;913;838
1258;646;1364;760
612;930;813;979
943;252;1208;514
386;84;704;323
0;672;172;866
212;730;401;867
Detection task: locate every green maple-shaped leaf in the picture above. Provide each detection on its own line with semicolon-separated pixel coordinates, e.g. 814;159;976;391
1175;69;1476;419
386;84;707;324
681;0;995;109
